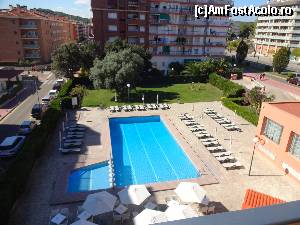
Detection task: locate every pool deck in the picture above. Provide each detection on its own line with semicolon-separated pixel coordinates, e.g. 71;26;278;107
8;102;300;225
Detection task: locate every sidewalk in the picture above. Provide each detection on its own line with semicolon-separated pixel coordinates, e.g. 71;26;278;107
0;88;31;121
243;73;300;100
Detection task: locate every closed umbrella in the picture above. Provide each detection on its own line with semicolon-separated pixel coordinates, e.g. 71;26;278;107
82;191;117;216
70;220;98;225
175;182;209;205
133;209;167;225
118;185;151;205
165;204;198;221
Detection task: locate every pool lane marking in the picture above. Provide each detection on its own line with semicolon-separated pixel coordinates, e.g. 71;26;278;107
134;124;159;182
147;124;180;180
120;126;138;184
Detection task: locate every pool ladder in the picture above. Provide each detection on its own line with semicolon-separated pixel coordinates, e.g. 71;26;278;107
108;159;115;188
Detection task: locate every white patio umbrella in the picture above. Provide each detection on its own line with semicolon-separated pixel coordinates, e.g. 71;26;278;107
70;220;98;225
133;209;167;225
165;204;198;221
118;185;151;205
174;182;209;205
82;191;117;216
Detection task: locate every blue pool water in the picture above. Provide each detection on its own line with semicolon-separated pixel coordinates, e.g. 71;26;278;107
109;116;200;187
67;162;111;193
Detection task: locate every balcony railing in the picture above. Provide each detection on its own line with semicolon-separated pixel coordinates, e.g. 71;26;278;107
21;35;39;39
23;44;40;49
24;53;40;59
20;24;38;29
149;30;227;36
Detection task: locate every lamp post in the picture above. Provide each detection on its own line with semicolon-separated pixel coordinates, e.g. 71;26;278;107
249;137;260;176
142;94;145;105
126;83;131;102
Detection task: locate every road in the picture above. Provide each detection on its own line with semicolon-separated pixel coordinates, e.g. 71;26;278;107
0;71;57;143
246;54;300;73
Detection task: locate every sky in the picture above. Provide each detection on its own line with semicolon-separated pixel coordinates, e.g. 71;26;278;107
0;0;267;21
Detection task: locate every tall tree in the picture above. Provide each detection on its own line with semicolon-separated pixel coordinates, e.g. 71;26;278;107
236;40;248;64
104;38;128;54
273;47;290;73
51;43;81;78
90;49;144;95
239;22;256;39
79;41;101;71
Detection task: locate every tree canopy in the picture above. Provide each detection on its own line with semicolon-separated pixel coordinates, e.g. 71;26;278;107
90;48;144;95
273;47;290;73
291;48;300;58
236;40;249;64
239;22;256;39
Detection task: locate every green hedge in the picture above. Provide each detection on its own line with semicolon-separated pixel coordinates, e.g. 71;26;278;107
0;79;73;223
209;73;245;98
222;98;259;125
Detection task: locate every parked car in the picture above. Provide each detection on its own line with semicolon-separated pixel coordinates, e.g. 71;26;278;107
48;89;58;98
19;120;37;135
0;136;26;157
31;104;47;119
41;94;53;105
287;77;300;86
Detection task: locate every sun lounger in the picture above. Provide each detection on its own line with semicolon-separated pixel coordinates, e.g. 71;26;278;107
127;105;133;111
66;127;86;132
109;106;116;113
146;104;153;110
164;103;170;109
63;142;82;148
190;128;206;133
64;134;84;139
216;155;235;163
202;141;219;146
222;161;243;170
158;103;165;109
196;134;212;139
115;106;121;112
59;147;81;153
66;131;85;136
140;105;146;110
212;151;232;157
151;104;158;110
185;122;198;126
194;131;209;136
200;137;217;142
64;138;83;143
65;124;85;129
207;146;226;153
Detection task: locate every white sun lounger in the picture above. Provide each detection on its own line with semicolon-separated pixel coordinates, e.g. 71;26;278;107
109;106;116;112
207;146;226;153
64;135;84;139
164;103;170;109
127;105;133;111
200;138;217;142
191;128;206;133
146;104;153;110
66;131;85;136
212;151;232;157
115;106;121;112
63;142;82;148
216;155;235;163
194;131;209;136
66;127;86;132
151;104;158;110
140;105;146;110
59;147;81;153
202;141;219;146
222;161;243;170
196;134;212;139
158;103;165;109
64;139;83;143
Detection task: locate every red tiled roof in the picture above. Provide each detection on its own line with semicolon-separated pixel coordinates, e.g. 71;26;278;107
242;189;286;210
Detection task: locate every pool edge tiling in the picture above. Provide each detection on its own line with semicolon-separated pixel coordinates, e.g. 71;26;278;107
109;115;201;187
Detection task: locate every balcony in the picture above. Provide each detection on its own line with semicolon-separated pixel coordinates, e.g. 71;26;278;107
20;24;38;29
23;44;40;49
21;34;39;39
128;0;138;7
24;53;40;59
150;7;193;14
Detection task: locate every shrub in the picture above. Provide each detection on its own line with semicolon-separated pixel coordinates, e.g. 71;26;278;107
58;79;73;98
222;98;259;125
273;47;290;73
231;67;243;79
209;73;245;98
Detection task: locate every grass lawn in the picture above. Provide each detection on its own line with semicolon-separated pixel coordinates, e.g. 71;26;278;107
82;83;223;107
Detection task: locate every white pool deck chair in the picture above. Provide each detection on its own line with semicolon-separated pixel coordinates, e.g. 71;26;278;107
212;151;232;157
59;147;81;153
216;155;235;163
222;161;243;170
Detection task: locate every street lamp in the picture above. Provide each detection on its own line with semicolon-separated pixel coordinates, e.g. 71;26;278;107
126;83;131;102
248;137;260;176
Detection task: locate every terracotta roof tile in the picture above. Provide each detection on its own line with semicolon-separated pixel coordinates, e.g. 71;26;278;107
242;189;286;210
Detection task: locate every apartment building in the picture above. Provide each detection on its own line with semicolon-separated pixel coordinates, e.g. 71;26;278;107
0;5;77;64
76;22;92;41
255;0;300;57
255;102;300;182
91;0;231;74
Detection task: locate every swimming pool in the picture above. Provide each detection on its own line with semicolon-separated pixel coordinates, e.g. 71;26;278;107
109;116;200;187
67;162;111;193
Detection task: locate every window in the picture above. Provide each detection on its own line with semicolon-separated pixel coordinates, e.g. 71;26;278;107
108;36;119;43
128;25;138;32
263;118;283;144
108;12;117;19
140;14;145;20
108;25;117;32
140;26;145;32
140;38;144;44
289;133;300;159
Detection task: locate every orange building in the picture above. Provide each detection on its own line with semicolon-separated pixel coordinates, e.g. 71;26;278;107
0;5;77;64
255;102;300;182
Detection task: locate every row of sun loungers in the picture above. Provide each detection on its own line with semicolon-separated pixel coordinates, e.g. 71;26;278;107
60;123;86;153
109;103;170;112
178;113;243;170
204;108;241;132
